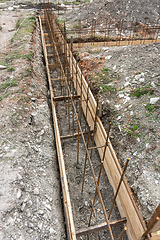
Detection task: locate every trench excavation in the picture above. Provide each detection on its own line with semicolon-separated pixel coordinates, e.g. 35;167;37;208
39;2;160;240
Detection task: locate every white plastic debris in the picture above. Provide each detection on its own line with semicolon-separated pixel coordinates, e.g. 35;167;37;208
106;55;112;60
150;97;159;104
117;116;121;121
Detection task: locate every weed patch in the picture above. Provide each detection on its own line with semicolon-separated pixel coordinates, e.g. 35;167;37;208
154;161;160;172
0;92;9;101
0;79;18;90
23;51;34;61
7;67;15;72
123;124;139;136
145;103;155;112
131;87;153;98
100;84;116;92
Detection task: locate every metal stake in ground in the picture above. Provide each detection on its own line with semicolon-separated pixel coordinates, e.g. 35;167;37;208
80;66;83;125
105;18;108;46
85;76;89;139
118;227;127;240
77;99;82;164
67;50;71;129
90;99;99;160
108;158;130;220
81;125;91;193
88;122;111;227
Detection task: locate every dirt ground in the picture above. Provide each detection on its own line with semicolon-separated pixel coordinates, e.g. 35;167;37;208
64;0;160;25
60;0;160;223
0;9;65;240
77;42;160;222
0;0;160;239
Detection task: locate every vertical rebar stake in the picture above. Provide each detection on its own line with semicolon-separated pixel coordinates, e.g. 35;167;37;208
76;58;78;109
108;158;130;219
118;227;127;240
88;122;111;227
85;76;89;139
90;99;99;160
81;125;91;193
105;18;108;46
77;99;81;164
67;48;70;129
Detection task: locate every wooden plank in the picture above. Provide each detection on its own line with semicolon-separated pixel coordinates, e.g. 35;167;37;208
147;204;160;233
76;218;127;237
73;39;160;49
151;231;160;240
39;15;76;240
151;219;160;233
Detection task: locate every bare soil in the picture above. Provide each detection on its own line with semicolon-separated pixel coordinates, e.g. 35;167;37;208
0;10;65;240
77;41;160;222
0;0;160;239
60;0;160;223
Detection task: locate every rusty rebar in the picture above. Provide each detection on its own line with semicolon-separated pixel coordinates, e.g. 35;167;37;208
118;227;127;240
88;123;111;227
82;125;91;193
108;158;130;220
90;99;99;160
77;99;81;164
85;76;89;139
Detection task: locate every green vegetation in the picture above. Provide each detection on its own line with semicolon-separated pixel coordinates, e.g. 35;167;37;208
131;86;153;98
96;67;116;93
64;1;72;4
0;92;9;101
154;161;160;172
23;51;34;61
93;49;101;54
123;123;139;137
100;84;116;92
0;79;18;90
73;1;81;5
103;67;109;75
16;19;21;29
5;51;22;62
57;19;64;25
72;23;80;30
145;103;155;112
7;67;15;72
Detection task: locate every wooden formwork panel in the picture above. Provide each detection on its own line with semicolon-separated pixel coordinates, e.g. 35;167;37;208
72;39;160;49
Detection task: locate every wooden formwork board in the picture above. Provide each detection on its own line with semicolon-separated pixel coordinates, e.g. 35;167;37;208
72;39;160;49
40;14;150;240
